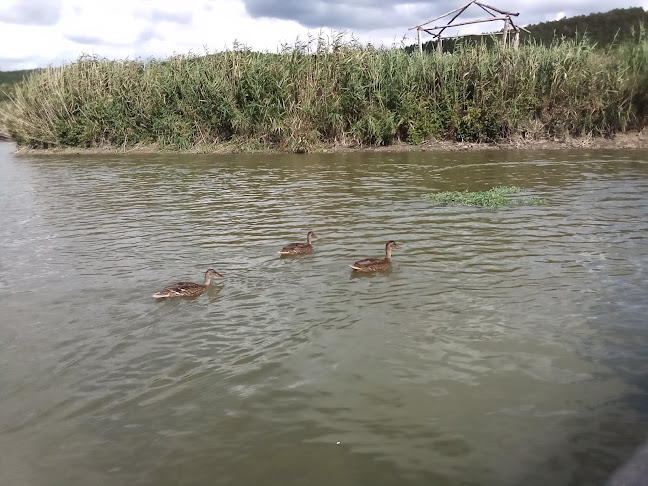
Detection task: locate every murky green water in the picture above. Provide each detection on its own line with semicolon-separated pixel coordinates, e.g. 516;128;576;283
1;142;647;486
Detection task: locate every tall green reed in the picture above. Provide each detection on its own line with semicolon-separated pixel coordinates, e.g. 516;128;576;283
2;31;646;151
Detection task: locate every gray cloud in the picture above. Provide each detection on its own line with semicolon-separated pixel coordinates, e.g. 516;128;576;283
241;0;635;31
0;54;62;71
0;55;31;65
242;0;430;29
137;26;164;43
65;34;106;46
0;0;63;26
64;27;164;47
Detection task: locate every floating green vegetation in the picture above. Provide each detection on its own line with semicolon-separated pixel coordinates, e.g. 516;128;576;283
423;186;544;207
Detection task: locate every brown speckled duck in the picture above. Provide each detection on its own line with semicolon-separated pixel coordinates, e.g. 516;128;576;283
153;269;223;298
350;240;400;272
278;231;317;255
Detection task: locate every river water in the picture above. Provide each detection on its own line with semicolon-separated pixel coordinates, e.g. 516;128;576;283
1;142;647;485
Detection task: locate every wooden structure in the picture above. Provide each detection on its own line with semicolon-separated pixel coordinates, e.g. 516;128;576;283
409;0;530;54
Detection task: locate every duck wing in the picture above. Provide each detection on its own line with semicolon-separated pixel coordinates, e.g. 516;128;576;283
353;258;382;266
282;243;303;250
153;281;202;298
278;242;310;253
349;258;387;270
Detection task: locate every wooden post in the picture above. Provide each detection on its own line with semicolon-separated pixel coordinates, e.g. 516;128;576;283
409;3;524;54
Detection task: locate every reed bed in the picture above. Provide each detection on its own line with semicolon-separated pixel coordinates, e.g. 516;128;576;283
2;32;647;151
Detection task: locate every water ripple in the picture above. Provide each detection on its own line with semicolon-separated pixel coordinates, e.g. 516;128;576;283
1;146;648;485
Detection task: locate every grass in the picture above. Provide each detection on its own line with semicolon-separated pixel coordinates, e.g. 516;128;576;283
423;186;544;207
1;29;647;151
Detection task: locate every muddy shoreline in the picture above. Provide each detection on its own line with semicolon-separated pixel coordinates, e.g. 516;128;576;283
6;130;648;155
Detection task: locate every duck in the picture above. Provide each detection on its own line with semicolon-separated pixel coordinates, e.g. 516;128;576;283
350;240;401;272
152;269;223;298
278;231;317;255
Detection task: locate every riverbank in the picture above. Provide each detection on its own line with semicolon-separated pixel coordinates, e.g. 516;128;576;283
2;35;647;153
9;129;648;155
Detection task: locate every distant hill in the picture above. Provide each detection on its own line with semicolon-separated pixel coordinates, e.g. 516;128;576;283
408;7;648;53
520;7;648;46
0;69;37;85
0;69;39;102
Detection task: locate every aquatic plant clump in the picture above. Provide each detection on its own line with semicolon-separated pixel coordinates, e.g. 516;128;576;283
1;30;647;151
423;186;544;207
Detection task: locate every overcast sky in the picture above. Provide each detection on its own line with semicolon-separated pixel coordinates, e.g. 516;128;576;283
1;0;646;71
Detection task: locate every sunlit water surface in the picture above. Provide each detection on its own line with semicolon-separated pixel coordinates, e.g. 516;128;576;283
1;142;647;485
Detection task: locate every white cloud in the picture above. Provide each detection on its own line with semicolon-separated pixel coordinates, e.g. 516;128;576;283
0;0;645;70
0;24;65;65
0;0;312;69
60;2;144;46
